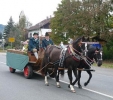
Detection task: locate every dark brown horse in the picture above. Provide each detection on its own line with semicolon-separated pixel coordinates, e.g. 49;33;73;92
72;36;103;88
41;37;83;92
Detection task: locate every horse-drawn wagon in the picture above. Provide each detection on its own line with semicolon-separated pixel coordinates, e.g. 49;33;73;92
6;49;44;79
6;37;103;93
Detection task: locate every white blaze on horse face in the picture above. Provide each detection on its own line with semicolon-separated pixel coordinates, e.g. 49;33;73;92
100;51;103;60
85;43;87;56
45;76;48;84
85;43;87;50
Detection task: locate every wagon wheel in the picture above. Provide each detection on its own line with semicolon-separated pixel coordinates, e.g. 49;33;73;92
9;67;16;73
24;65;33;79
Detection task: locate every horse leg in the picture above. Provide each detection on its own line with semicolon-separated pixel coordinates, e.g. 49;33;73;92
68;67;75;93
84;71;92;86
77;70;82;89
72;68;79;87
45;67;49;86
54;67;61;88
42;57;49;86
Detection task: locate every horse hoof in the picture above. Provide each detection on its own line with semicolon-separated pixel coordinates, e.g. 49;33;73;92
68;84;70;88
71;90;76;93
84;82;87;86
45;83;49;86
57;85;61;88
78;85;82;89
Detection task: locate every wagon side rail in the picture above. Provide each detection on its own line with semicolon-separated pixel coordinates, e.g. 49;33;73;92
6;50;29;70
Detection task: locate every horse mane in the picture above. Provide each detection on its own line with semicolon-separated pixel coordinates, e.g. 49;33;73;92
72;37;82;45
70;37;83;53
87;47;96;54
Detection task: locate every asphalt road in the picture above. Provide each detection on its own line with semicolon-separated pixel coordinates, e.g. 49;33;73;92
0;53;113;100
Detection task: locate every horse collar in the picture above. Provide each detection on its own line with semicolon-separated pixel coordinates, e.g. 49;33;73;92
68;45;80;62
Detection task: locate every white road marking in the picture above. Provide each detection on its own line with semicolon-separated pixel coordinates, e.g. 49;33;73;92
0;53;6;55
60;80;113;99
0;61;113;99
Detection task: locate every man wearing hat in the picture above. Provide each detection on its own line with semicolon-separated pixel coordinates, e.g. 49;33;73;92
28;32;39;60
42;32;54;49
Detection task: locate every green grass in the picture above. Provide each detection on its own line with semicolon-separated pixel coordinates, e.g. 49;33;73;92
93;61;113;69
0;49;7;52
101;61;113;68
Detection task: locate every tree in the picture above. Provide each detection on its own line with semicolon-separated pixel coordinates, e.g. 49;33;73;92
0;32;2;39
50;0;112;44
3;17;23;48
18;16;26;41
3;13;32;49
4;16;14;35
18;15;32;41
50;0;77;44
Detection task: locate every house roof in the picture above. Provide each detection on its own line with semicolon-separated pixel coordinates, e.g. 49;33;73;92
28;18;51;31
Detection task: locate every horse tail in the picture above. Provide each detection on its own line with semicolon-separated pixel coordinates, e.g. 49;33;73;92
40;57;46;75
41;45;54;75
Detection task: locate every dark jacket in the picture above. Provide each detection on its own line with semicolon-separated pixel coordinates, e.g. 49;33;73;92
28;37;39;52
42;39;53;49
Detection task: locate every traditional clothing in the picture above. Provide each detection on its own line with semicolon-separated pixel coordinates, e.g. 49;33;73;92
28;32;39;60
28;37;39;52
42;32;54;49
42;39;53;49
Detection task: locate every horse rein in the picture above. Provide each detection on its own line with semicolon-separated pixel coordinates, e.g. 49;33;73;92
71;45;94;64
68;45;94;67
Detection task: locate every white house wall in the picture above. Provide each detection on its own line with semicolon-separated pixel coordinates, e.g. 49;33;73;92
28;28;51;38
41;29;51;36
28;30;39;38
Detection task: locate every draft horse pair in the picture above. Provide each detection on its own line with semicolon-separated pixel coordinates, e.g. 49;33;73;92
41;37;102;93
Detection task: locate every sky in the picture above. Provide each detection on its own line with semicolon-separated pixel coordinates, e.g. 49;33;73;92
0;0;62;25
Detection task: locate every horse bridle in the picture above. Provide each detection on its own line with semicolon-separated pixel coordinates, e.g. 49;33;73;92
94;50;103;61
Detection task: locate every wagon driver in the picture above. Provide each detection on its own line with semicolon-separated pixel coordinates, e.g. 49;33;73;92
42;32;54;50
28;32;39;60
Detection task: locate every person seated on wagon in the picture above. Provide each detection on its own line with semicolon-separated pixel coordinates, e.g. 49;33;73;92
28;32;39;60
42;32;54;50
21;39;29;52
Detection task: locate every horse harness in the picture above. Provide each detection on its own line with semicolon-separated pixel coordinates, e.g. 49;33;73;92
47;45;93;69
67;45;81;61
68;45;95;68
44;45;79;67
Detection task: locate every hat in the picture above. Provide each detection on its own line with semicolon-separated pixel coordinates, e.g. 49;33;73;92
45;32;49;36
33;32;39;35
